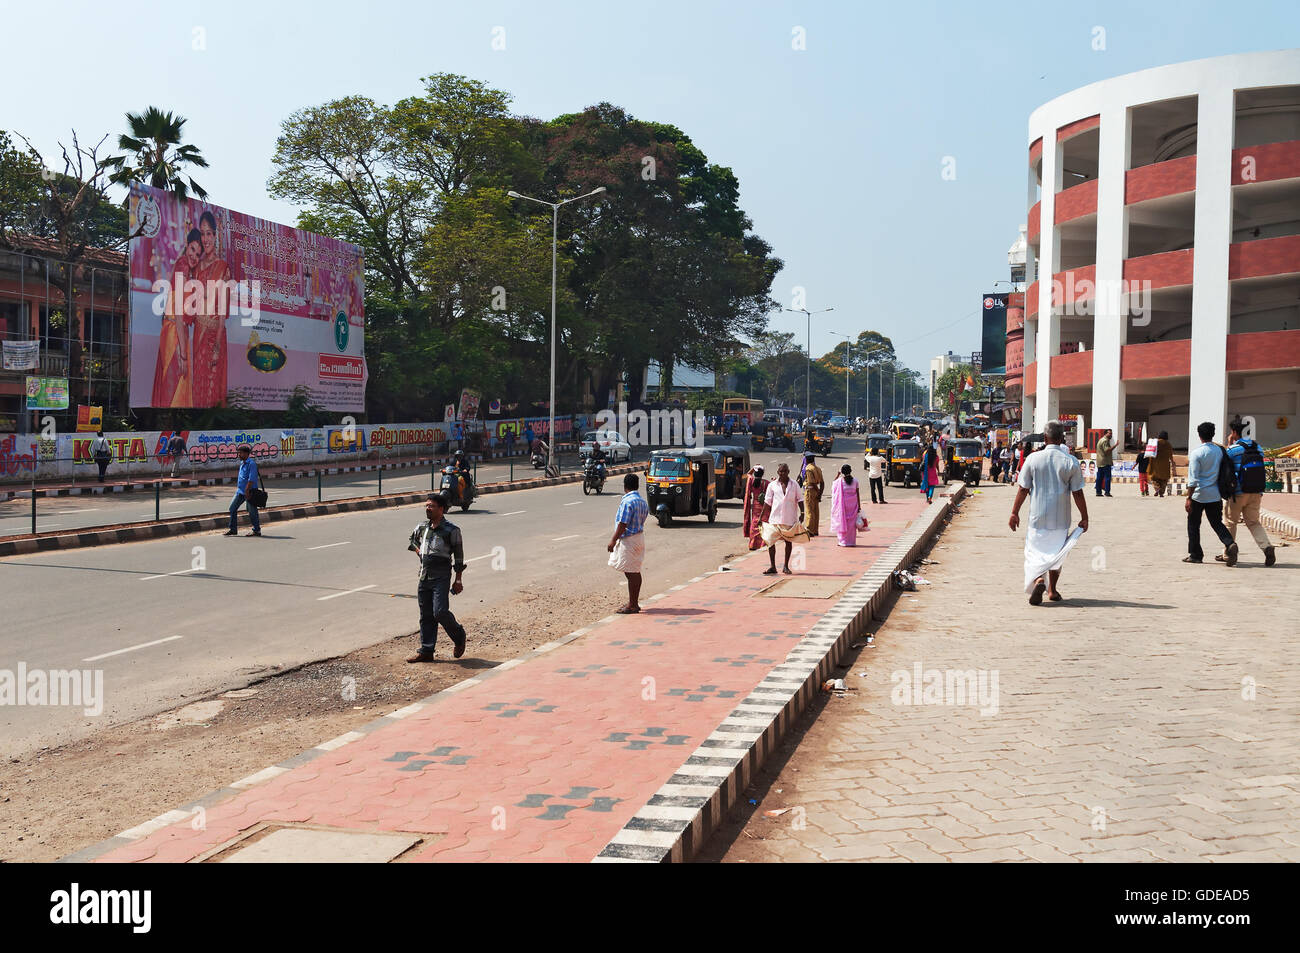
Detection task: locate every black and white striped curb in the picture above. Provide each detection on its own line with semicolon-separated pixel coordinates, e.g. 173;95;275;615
0;462;646;557
592;486;967;863
1261;507;1300;540
59;551;696;863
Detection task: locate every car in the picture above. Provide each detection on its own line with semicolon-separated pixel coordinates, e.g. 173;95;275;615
828;416;851;433
579;429;632;463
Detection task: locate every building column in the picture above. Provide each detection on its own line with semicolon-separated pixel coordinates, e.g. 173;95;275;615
1034;134;1060;431
1188;86;1234;447
1091;105;1128;436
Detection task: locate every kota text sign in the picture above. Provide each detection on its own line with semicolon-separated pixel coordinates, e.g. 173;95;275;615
127;183;366;412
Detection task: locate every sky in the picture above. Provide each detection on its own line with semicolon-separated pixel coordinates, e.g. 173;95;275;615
4;0;1299;378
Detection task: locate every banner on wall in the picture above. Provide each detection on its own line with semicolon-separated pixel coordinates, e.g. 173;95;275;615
127;183;366;412
25;376;69;410
2;340;39;371
458;388;481;421
76;405;104;432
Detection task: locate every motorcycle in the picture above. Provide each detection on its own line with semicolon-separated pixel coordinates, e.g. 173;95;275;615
439;466;476;511
530;441;549;469
582;456;607;495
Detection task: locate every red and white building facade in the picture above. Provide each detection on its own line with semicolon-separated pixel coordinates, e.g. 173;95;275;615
1024;50;1300;449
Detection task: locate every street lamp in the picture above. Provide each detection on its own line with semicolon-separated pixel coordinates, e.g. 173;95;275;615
507;186;606;474
831;332;853;420
784;306;833;419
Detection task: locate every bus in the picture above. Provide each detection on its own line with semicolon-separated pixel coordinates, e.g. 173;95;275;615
722;398;764;426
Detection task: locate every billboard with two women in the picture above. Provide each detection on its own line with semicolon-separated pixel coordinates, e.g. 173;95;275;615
127;183;366;411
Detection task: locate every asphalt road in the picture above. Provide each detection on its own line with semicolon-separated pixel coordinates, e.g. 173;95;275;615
0;453;588;538
0;434;867;755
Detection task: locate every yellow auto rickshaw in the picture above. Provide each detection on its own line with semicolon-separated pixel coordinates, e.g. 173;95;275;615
946;438;984;485
886;439;922;487
804;425;834;457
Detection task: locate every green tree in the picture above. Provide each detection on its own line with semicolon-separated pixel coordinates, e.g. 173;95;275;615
105;107;209;201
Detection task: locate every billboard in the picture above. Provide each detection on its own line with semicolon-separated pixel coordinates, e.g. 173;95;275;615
980;293;1007;376
26;376;69;410
127;183;366;412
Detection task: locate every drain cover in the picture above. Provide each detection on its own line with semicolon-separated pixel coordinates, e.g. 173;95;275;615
217;826;422;863
756;576;850;599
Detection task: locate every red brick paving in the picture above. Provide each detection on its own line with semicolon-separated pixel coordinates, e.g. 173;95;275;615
93;494;931;863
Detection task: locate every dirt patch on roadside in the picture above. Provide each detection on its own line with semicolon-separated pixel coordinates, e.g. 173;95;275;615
0;539;746;862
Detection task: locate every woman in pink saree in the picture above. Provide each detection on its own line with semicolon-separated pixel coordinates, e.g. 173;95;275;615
150;229;200;407
191;210;233;408
830;463;866;546
741;466;771;551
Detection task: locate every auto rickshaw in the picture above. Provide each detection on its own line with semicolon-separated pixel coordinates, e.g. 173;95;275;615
804;425;834;456
885;439;922;487
866;433;891;455
946;438;984;485
890;422;919;442
708;445;751;501
647;448;718;527
751;421;794;452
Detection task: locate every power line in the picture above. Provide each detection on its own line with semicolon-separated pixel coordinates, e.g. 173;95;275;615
894;308;982;347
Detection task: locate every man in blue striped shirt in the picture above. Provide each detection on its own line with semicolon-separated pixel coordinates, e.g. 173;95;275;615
608;473;649;614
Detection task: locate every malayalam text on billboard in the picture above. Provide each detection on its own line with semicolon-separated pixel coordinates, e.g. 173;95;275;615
128;183;366;412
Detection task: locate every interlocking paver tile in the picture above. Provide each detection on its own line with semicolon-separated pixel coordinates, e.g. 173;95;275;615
708;484;1300;863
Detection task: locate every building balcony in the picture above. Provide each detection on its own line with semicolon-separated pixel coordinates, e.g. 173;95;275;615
1051;265;1097;309
1125;154;1198;205
1121;339;1192;380
1228;234;1300;281
1028;201;1041;244
1225;328;1300;372
1123;248;1194;292
1050;349;1094;388
1055;179;1098;225
1231;139;1300;186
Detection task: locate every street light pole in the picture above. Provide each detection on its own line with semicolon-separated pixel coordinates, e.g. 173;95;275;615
507;186;606;474
831;332;853;420
785;306;834;419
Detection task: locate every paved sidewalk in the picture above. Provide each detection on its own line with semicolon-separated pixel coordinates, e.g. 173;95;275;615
705;479;1300;862
75;494;933;862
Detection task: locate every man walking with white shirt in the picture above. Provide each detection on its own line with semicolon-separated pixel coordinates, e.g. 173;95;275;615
1184;421;1238;566
761;462;808;575
1009;422;1088;605
864;447;886;503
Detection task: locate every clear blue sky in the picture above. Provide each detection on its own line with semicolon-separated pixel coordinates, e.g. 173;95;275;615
5;1;1298;376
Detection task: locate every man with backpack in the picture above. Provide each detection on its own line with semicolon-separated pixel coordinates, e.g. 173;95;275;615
1223;418;1275;566
1183;421;1238;566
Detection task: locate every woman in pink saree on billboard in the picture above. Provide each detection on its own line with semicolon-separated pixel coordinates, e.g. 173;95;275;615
150;228;201;407
191;210;233;407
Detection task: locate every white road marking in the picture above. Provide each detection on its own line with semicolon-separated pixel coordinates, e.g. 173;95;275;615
34;524;63;529
500;510;526;516
318;584;377;601
552;534;581;541
563;501;582;506
308;541;352;551
141;567;202;581
62;508;101;514
465;553;495;563
84;635;183;662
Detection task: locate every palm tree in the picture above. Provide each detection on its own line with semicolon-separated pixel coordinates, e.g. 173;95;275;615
106;107;209;201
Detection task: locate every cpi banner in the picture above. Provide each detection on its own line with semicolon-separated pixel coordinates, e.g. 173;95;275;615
980;293;1008;376
127;183;366;412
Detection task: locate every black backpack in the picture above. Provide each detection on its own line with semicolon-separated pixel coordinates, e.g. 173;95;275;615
1216;446;1238;501
1235;439;1267;494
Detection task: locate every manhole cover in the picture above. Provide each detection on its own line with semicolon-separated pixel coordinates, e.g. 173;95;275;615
755;576;850;599
211;825;423;863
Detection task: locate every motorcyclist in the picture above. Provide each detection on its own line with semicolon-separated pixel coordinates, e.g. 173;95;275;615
588;441;608;483
452;450;474;501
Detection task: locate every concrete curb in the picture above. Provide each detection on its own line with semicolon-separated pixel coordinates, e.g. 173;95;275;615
592;485;966;863
0;462;645;557
1260;507;1300;540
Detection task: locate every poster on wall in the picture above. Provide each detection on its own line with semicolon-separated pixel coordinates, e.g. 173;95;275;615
25;376;69;410
2;340;39;371
76;405;104;432
127;183;366;412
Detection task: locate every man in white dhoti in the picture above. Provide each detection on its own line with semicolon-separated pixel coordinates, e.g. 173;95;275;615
1008;422;1088;605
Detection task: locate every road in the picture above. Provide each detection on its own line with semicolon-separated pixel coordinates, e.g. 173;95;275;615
0;452;588;538
1;435;866;756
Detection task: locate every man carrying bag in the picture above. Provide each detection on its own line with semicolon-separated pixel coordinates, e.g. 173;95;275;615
91;430;112;483
224;444;263;537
